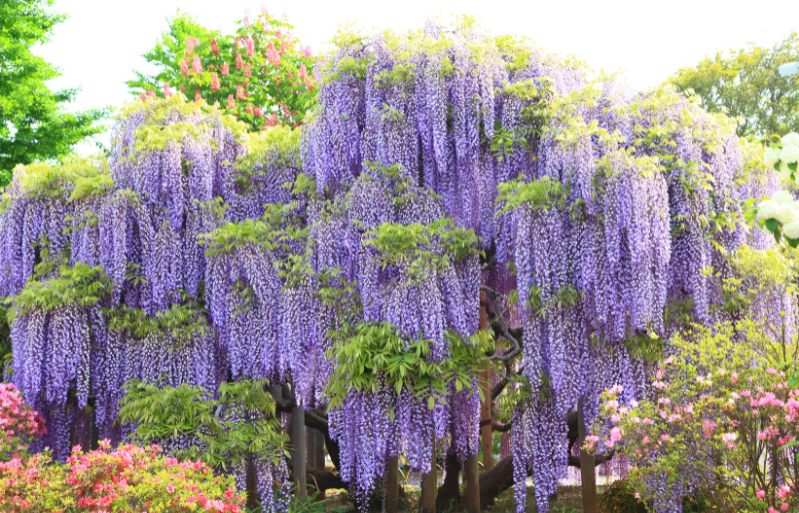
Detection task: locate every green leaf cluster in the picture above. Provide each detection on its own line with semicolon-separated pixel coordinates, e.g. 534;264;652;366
363;219;479;282
118;379;286;471
6;261;110;322
495;175;567;215
325;322;491;413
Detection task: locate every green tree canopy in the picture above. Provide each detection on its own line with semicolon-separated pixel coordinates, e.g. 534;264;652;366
669;32;799;138
0;0;106;188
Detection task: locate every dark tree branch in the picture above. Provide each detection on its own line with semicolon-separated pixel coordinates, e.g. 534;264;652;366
480;419;512;432
481;285;522;363
491;377;509;400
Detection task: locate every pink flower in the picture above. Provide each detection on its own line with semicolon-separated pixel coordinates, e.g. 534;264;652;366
246;38;255;57
227;95;235;110
221;63;230;76
731;372;738;383
243;10;250;27
768;367;778;375
210;38;220;56
236;85;245;100
721;432;738;449
254;106;262;117
266;113;278;126
186;35;197;53
301;45;312;57
236;54;244;70
192;55;203;73
244;62;252;79
210;73;220;91
167;484;175;494
781;503;789;511
660;434;670;442
180;59;189;75
777;485;791;500
757;490;766;500
610;427;623;442
195;90;203;102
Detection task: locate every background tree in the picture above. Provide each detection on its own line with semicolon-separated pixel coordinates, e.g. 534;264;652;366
669;32;799;138
0;0;106;188
127;9;317;130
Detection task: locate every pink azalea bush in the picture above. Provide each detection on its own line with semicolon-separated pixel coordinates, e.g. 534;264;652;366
587;321;799;513
0;443;246;512
0;385;246;512
0;383;45;462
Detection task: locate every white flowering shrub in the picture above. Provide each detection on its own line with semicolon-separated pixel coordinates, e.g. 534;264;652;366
756;133;799;245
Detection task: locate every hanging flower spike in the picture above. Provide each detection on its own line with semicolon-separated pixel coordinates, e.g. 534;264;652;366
235;54;244;70
147;88;156;99
227;94;235;110
210;38;220;56
236;85;245;100
221;62;230;76
195;90;203;102
246;38;255;57
277;43;286;56
180;59;189;76
298;64;308;79
266;42;281;66
192;55;203;73
210;73;220;91
140;91;147;101
186;35;196;53
244;62;252;79
163;82;172;98
254;106;262;117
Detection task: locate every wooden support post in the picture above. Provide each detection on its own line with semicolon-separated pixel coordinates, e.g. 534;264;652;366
307;428;326;498
578;399;598;513
387;456;400;513
464;454;480;513
421;441;436;513
292;406;307;498
479;292;493;470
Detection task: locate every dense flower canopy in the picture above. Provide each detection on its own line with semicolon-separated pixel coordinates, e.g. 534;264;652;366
0;19;788;513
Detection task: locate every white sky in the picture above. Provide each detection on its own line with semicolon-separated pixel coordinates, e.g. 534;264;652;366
34;0;799;149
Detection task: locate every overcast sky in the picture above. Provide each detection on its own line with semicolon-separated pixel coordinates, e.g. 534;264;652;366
34;0;799;148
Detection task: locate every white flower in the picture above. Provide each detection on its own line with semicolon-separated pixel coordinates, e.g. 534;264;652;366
772;190;794;204
765;147;782;167
780;144;799;164
779;160;795;182
784;221;799;240
756;200;777;222
781;132;799;147
774;203;797;225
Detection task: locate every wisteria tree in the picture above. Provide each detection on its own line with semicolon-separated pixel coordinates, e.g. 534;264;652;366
0;19;786;513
